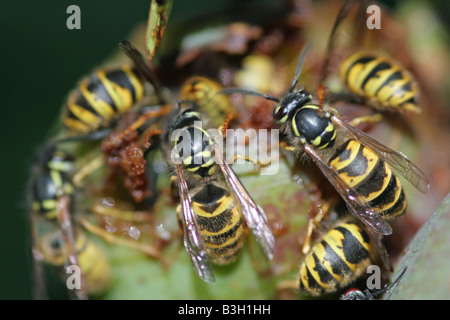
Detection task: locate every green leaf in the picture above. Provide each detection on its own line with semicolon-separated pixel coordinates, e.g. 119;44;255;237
386;194;450;299
146;0;173;60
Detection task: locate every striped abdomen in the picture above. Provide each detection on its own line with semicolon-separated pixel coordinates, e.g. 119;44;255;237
179;76;233;128
191;183;244;265
329;139;407;220
298;221;371;296
340;52;420;113
63;66;144;134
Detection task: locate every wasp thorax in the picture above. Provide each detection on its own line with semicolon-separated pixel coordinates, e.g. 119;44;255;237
273;90;312;124
293;106;336;149
172;126;215;174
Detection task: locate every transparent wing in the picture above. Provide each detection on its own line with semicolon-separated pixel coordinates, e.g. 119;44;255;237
368;230;393;271
174;165;215;283
332;115;430;193
213;144;275;260
119;40;165;102
303;144;393;235
56;195;88;300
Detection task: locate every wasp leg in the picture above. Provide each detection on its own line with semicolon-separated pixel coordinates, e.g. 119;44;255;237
244;227;275;278
280;141;296;152
72;156;105;188
301;201;333;254
230;154;262;165
79;217;166;267
218;113;236;136
228;154;270;177
276;280;298;292
113;104;172;144
142;129;163;149
348;113;383;127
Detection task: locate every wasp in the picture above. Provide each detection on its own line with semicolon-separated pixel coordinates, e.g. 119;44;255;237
321;0;421;114
161;106;274;283
61;39;168;139
179;76;235;128
29;142;163;298
29;145;89;299
298;202;395;297
59;40;172;203
339;52;420;114
223;44;429;236
298;219;373;296
62;66;146;135
36;229;111;298
277;201;391;298
340;266;407;300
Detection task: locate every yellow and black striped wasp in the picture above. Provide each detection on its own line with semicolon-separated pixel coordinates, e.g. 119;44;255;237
28;144;111;299
58;39;168;144
179;76;236;128
60;0;173;137
160;106;274;283
36;229;111;299
55;39;172;205
298;218;373;296
62;66;146;135
30;40;169;293
278;201;391;297
222;42;429;238
320;0;421;114
97;40;274;283
339;51;420;114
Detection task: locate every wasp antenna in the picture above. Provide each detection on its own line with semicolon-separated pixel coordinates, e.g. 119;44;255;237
384;266;408;299
289;42;312;93
219;88;280;103
119;40;165;102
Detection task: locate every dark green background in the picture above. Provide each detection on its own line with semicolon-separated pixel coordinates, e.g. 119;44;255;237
1;0;447;300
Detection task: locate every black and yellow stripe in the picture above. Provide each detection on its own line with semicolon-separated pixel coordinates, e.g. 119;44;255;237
191;184;244;265
329;139;407;220
298;221;371;296
63;66;144;134
179;76;233;127
340;52;420;113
